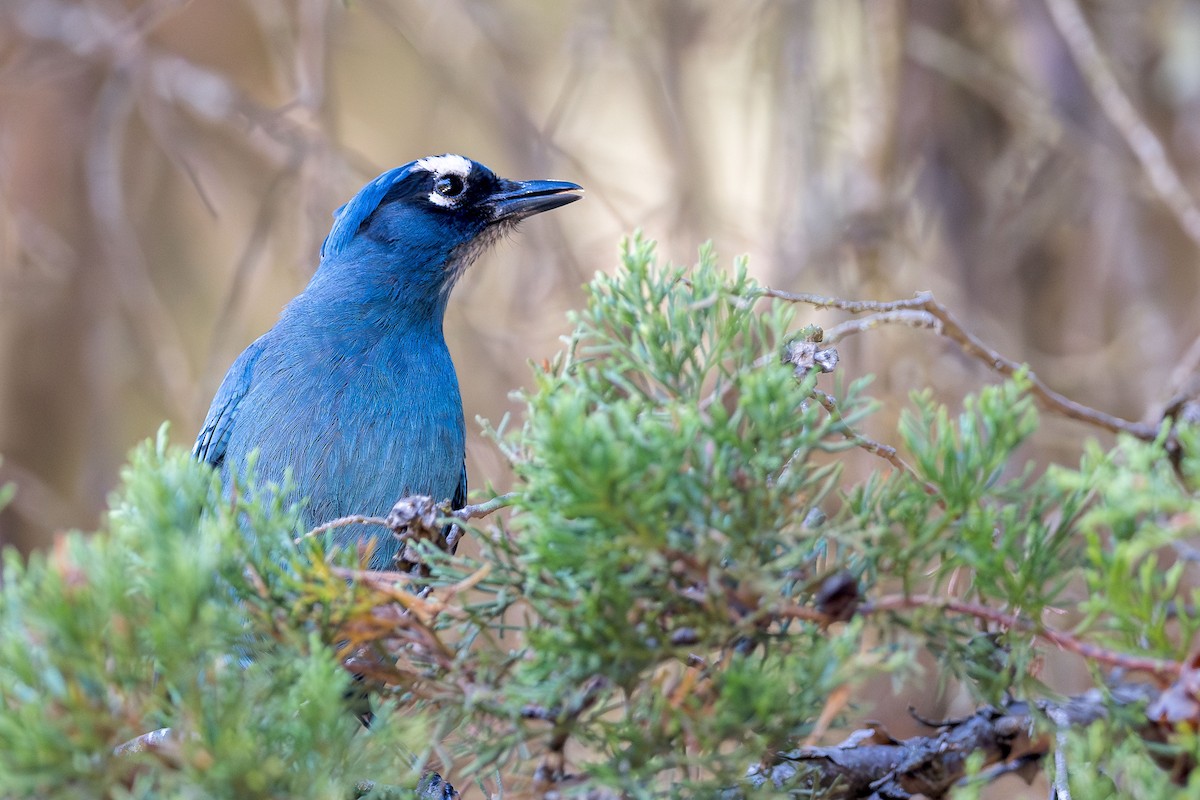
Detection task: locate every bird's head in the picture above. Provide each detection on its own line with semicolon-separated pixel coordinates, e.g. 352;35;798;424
312;155;581;313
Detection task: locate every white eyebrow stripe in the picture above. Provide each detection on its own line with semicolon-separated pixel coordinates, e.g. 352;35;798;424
414;154;473;178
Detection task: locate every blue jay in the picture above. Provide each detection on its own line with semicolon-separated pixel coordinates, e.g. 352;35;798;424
194;155;581;569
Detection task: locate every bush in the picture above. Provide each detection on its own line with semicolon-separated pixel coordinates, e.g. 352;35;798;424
2;234;1198;798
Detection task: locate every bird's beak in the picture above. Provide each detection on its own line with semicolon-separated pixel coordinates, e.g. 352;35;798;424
489;179;583;222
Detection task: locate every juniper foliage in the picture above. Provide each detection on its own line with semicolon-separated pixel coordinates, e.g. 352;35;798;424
2;235;1199;798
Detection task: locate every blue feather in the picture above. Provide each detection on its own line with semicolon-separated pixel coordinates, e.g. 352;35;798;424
320;163;415;259
196;155;580;569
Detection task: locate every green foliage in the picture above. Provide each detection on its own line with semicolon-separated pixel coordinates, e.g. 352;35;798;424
513;240;848;682
0;431;425;799
1062;717;1200;799
1054;430;1200;658
464;237;874;791
4;234;1200;797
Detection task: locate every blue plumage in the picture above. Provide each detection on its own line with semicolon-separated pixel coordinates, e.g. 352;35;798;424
195;155;581;569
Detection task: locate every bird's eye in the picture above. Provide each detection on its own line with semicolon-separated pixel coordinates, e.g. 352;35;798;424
435;175;465;198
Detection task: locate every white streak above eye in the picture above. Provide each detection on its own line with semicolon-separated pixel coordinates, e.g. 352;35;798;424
414;154;473;178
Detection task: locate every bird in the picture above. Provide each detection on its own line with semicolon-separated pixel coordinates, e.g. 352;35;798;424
194;154;581;569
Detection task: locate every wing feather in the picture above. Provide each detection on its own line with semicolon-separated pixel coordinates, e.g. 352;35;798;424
193;335;269;467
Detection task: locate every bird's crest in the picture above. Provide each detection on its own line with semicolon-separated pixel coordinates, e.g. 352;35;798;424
320;155;478;259
321;164;413;259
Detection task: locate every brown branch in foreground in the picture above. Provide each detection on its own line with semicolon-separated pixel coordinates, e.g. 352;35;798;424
674;544;1177;680
695;563;1180;683
774;591;1180;680
747;681;1158;799
765;288;1161;441
866;593;1181;680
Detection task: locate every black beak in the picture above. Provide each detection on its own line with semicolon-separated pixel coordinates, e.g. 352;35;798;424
489;179;583;222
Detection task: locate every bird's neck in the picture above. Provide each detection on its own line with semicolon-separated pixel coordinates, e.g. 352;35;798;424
291;248;458;336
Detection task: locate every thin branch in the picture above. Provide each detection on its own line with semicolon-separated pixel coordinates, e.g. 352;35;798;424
295;492;517;544
866;593;1180;679
812;389;939;497
295;514;390;543
1047;706;1073;800
113;726;178;756
453;492;517;521
763;289;929;314
821;309;938;343
765;288;1161;441
771;592;1179;679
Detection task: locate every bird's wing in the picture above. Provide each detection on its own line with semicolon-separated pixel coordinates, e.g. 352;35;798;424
193;335;269;467
444;464;469;554
452;463;468;510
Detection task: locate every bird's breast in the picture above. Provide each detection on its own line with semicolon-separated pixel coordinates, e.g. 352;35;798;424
229;328;465;528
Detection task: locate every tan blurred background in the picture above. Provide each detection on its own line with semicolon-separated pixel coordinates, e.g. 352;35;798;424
4;0;1200;793
10;0;1199;554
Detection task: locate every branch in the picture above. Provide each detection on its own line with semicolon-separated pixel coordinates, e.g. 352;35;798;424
745;682;1157;799
296;492;517;544
452;492;517;521
812;389;939;497
765;288;1160;441
113;727;178;757
865;593;1180;680
296;514;391;542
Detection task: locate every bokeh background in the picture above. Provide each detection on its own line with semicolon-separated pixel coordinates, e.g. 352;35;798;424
3;1;1200;793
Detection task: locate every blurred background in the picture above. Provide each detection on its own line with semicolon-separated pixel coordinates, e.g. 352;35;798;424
2;0;1199;792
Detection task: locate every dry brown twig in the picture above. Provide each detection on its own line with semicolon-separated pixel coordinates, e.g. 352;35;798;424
810;388;939;497
668;538;1179;679
865;593;1181;680
767;287;1160;441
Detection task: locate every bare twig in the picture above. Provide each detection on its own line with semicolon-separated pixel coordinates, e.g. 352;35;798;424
766;288;1161;441
521;675;608;724
113;726;178;757
295;514;391;543
821;309;939;343
866;593;1180;679
452;492;517;521
295;492;516;545
763;289;929;314
679;550;1177;680
771;591;1180;679
812;389;939;497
